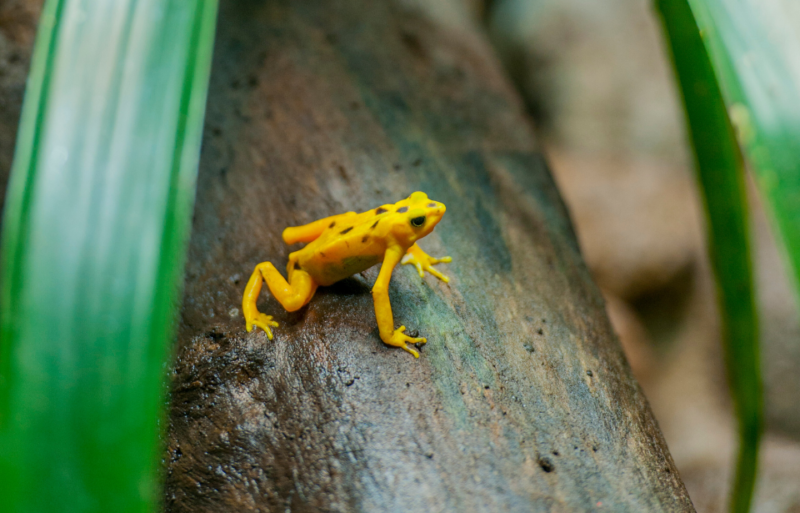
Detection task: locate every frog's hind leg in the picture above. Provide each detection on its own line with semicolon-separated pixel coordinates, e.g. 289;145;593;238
243;259;318;339
283;211;356;244
269;254;317;312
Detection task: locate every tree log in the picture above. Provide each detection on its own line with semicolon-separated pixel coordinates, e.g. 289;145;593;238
165;1;694;511
0;0;40;216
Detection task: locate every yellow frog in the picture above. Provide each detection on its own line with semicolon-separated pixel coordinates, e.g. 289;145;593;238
242;191;451;357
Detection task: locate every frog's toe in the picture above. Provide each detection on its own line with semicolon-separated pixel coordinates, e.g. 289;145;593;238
251;314;279;340
387;326;428;358
404;333;427;353
405;328;426;344
403;251;451;283
425;266;449;283
402;345;421;358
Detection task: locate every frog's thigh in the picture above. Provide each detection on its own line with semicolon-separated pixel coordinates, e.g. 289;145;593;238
283;211;356;244
259;262;318;312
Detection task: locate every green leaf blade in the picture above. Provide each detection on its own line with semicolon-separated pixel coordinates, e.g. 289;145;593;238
692;0;800;309
0;0;218;511
656;1;763;512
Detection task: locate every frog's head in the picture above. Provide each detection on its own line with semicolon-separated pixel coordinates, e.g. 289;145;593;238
390;191;446;246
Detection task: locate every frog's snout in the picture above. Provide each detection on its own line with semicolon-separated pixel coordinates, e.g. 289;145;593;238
428;202;446;223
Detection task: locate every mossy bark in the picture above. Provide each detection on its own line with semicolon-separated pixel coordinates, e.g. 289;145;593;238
165;1;694;511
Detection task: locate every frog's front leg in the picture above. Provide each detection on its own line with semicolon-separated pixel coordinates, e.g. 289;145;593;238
401;243;452;283
372;246;427;358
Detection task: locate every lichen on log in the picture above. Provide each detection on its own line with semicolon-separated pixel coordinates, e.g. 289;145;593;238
165;1;694;511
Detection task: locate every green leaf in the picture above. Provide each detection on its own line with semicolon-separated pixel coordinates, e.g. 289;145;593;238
0;0;218;510
656;1;762;512
686;0;800;312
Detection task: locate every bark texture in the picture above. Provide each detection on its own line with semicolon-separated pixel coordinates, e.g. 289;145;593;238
165;0;694;511
0;0;41;216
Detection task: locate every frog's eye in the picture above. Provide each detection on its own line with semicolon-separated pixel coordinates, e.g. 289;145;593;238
410;216;426;227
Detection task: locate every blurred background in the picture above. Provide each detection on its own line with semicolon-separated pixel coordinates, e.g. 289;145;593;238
1;0;798;510
483;0;800;510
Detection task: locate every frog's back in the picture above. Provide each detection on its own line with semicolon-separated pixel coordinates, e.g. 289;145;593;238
296;207;393;286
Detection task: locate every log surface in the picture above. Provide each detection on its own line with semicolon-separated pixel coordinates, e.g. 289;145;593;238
165;1;694;511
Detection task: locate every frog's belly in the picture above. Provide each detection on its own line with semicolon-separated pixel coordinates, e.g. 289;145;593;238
301;254;382;287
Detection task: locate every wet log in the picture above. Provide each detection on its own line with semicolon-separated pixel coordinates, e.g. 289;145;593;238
165;0;694;511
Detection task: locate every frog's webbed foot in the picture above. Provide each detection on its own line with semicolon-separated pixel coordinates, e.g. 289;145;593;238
246;313;280;340
387;326;427;358
402;244;452;283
